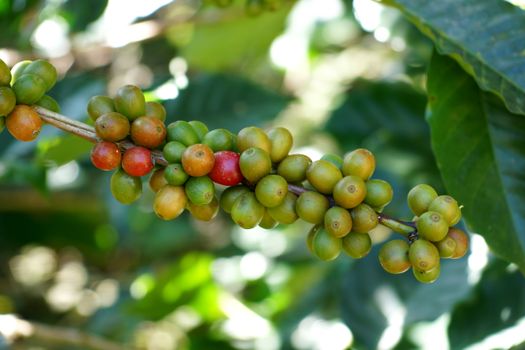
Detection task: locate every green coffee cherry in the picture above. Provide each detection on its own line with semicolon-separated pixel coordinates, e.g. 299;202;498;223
188;197;219;221
434;235;457;258
267;127;293;163
23;59;57;91
321;153;343;170
10;60;31;85
408;239;440;272
306;160;343;194
342;232;372;259
87;96;115;121
231;192;265;229
239;147;272;183
203;128;234;152
311;226;342;261
407;184;438;216
167;120;200;146
35;95;60;113
333;175;367;209
350;203;378;233
185;176;215;205
428;195;461;226
413;264;440;284
188;120;208;141
342;148;375;180
0;59;11;86
255;174;288;208
416;211;449;242
365;179;393;208
277;154;312;183
296;191;330;224
306;225;319;253
237;126;271;153
378;239;411;274
267;192;298;224
164;163;189;186
259;210;278;229
324;206;352;238
220;185;250;214
110;168;142;204
114;85;145;121
13;74;47;104
0;87;16;116
163;141;186;163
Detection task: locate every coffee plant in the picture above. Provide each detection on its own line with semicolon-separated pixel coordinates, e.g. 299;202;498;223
0;0;523;349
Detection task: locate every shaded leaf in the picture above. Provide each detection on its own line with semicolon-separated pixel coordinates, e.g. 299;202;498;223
385;0;525;115
427;53;525;271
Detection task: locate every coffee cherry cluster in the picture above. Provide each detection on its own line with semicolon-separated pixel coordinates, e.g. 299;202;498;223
0;58;59;141
378;184;468;283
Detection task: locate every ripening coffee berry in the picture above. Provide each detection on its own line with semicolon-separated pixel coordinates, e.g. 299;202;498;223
408;239;440;272
407;184;438;216
90;141;121;171
167;120;200;146
185;176;215;205
220;185;251;214
121;146;154;177
447;227;469;259
310;225;342;261
350;203;378;233
87;96;115;121
95;112;130;142
0;87;16;117
296;191;330;224
131;116;167;149
114;85;145;121
0;59;11;86
6;105;43;141
416;211;449;242
145;101;166;121
267;192;298;224
267;127;293;163
277;154;312;183
110;168;142;204
434;235;457;258
342;232;372;259
181;144;215;177
154;185;187;220
333;175;367;209
306;160;343;194
365;179;393;209
188;197;220;221
255;174;288;208
149;168;168;193
342;148;375;180
324;206;352;238
428;195;461;226
413;264;440;284
231;192;265;229
239;147;272;183
237;126;271;153
378;239;411;274
209;151;243;186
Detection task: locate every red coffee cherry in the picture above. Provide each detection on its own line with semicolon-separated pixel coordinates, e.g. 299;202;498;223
208;151;243;186
122;146;154;177
90;141;121;171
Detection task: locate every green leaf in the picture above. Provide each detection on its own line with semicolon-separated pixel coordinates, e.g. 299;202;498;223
448;259;525;350
37;134;92;167
385;0;525;115
426;53;525;271
166;73;290;132
176;4;291;71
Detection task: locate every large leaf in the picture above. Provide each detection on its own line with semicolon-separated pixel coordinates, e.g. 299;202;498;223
448;259;525;349
426;53;525;271
165;73;290;132
385;0;525;115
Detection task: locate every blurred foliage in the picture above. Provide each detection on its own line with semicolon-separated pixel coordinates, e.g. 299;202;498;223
0;0;524;349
